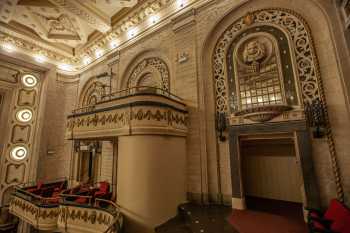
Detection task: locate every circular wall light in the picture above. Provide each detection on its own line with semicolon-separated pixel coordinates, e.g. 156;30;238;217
16;109;33;122
10;146;28;161
22;74;38;88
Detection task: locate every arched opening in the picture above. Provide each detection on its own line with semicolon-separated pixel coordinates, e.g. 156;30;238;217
206;8;331;219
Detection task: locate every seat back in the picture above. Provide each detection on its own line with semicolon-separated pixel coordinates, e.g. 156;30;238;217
324;199;350;233
37;181;43;190
325;199;347;221
99;182;109;193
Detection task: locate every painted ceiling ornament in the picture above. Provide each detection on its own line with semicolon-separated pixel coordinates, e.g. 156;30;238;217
34;13;80;40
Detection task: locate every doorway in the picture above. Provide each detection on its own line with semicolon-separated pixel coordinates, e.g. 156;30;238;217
74;140;116;190
240;137;304;222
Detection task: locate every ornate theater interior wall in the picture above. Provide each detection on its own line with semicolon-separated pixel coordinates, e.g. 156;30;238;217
2;0;349;209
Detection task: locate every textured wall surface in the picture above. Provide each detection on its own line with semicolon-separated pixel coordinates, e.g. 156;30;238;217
1;0;350;213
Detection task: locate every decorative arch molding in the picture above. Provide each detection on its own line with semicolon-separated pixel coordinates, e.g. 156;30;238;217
127;57;170;91
212;8;344;201
79;78;106;107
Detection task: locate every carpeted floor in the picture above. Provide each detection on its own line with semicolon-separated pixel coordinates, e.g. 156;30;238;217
228;197;308;233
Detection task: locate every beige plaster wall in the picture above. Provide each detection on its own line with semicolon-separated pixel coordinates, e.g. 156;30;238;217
197;0;350;206
117;135;186;233
34;0;350;209
37;73;79;181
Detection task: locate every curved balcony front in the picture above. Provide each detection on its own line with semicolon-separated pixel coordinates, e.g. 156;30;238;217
9;180;67;231
66;87;188;140
58;189;122;233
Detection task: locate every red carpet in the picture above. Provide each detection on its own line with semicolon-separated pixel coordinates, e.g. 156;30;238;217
228;209;308;233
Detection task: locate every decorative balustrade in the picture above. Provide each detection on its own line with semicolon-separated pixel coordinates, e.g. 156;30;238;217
58;198;122;233
9;180;122;233
9;179;67;231
9;189;61;231
66;86;188;139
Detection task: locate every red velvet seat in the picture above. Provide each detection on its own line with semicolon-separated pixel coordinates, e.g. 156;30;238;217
75;197;88;204
308;199;350;233
94;181;110;199
26;181;43;193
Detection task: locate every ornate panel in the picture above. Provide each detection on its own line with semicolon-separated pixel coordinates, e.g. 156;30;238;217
58;205;120;233
127;57;170;91
5;164;26;184
0;64;19;83
17;89;36;106
9;196;60;231
67;95;188;139
0;63;43;206
213;9;320;114
79;78;109;107
11;125;31;144
212;8;344;201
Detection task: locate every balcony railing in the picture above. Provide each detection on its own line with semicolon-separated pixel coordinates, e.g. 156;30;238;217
66;86;188;139
9;180;122;233
72;86;183;115
58;195;122;233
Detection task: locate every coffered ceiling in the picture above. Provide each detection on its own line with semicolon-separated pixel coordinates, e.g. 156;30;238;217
0;0;137;48
0;0;198;74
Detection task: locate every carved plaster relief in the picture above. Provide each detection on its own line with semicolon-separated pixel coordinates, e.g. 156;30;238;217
213;8;344;201
5;164;26;184
127;57;170;91
0;62;42;205
11;125;31;144
17;89;36;106
0;64;19;83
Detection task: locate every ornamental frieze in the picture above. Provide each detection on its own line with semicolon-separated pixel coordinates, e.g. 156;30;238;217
59;206;112;226
66;102;188;139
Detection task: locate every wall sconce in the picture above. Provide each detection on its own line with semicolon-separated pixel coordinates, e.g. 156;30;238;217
305;99;326;138
216;112;227;142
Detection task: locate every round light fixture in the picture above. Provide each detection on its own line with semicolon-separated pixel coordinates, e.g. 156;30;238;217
16;109;33;122
10;146;28;161
22;74;38;87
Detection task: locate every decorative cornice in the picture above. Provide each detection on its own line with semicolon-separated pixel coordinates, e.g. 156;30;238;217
0;0;213;75
0;31;78;66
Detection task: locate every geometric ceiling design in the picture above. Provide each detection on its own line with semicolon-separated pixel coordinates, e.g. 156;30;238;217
0;0;137;48
0;0;192;74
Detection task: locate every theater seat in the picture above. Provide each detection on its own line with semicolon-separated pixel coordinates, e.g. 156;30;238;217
75;197;88;204
94;181;110;199
308;199;350;233
26;181;43;193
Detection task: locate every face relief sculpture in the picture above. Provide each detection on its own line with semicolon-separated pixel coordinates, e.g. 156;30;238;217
243;40;266;64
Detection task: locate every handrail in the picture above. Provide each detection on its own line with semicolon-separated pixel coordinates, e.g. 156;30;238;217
71;86;184;115
13;178;68;206
60;193;94;205
16;177;68;189
103;86;183;102
13;187;61;206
